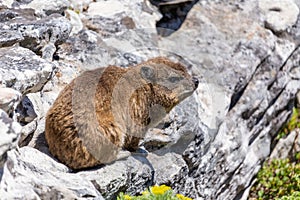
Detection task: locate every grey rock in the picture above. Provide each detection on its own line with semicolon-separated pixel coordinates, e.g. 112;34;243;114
68;0;92;13
19;120;37;147
292;129;300;156
0;109;21;168
0;87;21;114
259;0;300;33
124;156;154;196
1;0;14;8
150;0;194;6
297;91;300;108
0;46;55;94
65;9;83;36
86;0;161;29
0;29;23;47
9;14;72;59
16;95;37;124
270;129;299;160
147;152;188;186
0;147;104;199
78;154;158;199
156;1;300;199
16;92;44;148
78;162;129;199
154;0;197;36
0;6;36;23
19;0;70;17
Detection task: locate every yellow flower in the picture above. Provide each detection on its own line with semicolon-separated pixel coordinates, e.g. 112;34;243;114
123;194;132;200
150;185;171;195
176;193;193;200
141;190;150;196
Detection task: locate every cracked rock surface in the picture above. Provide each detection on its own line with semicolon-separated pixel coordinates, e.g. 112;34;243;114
0;0;299;199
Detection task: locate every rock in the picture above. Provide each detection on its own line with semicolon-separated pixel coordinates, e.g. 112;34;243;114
297;91;300;108
1;0;14;8
87;1;125;18
84;0;161;34
0;46;55;94
0;87;21;114
68;0;92;13
0;6;37;23
19;0;70;17
0;147;104;199
9;14;72;59
259;0;300;33
292;129;300;156
150;0;194;6
270;128;300;161
157;1;300;199
65;9;83;36
78;153;186;199
16;95;38;124
147;152;188;186
0;109;21;167
0;29;23;47
123;156;154;196
154;0;197;36
78;162;130;199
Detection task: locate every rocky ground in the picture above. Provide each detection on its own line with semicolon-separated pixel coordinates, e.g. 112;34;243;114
0;0;299;199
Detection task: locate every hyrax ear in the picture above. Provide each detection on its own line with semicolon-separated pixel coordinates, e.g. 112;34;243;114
140;66;155;82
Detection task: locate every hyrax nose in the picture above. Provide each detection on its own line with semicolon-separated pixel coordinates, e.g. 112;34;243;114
192;77;199;88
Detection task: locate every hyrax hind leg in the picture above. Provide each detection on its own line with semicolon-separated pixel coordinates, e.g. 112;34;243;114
116;135;148;161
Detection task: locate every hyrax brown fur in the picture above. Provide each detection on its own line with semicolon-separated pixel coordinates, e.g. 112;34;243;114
45;57;198;170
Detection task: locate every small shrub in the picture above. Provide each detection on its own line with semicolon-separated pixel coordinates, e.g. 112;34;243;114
117;185;193;200
278;191;300;200
250;159;300;200
277;108;300;140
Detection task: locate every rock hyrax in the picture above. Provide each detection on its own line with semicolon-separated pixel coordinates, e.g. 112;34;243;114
45;57;198;170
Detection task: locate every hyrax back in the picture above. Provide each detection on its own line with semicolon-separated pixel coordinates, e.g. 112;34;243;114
45;57;198;170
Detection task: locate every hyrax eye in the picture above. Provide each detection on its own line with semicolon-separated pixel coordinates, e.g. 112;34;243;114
141;66;155;81
168;76;184;83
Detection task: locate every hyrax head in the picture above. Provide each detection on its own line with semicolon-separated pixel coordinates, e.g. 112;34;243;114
139;57;199;111
111;57;198;137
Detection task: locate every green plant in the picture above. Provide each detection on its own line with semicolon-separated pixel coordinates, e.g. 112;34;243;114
117;185;193;200
277;108;300;140
278;191;300;200
250;159;300;200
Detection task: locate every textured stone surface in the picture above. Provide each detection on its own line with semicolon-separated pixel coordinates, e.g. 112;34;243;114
65;9;83;36
0;46;54;94
0;147;104;199
0;109;21;167
78;155;154;200
297;92;300;108
0;29;23;47
0;6;71;59
10;14;72;59
0;87;21;114
86;0;160;29
270;128;300;161
259;0;299;33
19;0;70;17
157;1;300;199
